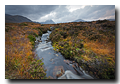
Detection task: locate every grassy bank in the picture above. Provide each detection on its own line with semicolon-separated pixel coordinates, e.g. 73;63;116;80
5;22;51;79
49;20;115;79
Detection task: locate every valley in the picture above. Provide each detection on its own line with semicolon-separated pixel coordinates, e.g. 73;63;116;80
5;19;115;79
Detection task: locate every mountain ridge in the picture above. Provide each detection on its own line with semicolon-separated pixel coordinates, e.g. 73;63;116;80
72;19;86;22
5;14;32;23
40;19;55;24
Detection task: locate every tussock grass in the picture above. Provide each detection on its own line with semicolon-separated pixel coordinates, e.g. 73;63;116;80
5;22;51;79
49;20;115;79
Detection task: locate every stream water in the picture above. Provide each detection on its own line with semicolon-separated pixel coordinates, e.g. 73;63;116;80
35;30;93;79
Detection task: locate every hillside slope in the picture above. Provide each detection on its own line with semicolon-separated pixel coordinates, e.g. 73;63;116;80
5;14;32;23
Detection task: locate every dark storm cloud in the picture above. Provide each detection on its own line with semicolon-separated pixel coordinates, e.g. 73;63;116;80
5;5;59;20
5;5;115;23
48;5;115;23
53;5;69;18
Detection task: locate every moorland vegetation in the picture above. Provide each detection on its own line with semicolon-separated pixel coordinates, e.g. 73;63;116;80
5;19;115;79
49;20;115;79
5;22;52;79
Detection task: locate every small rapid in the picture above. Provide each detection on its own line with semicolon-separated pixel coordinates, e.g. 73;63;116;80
35;30;93;79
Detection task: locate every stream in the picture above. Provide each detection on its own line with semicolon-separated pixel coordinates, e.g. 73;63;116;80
35;30;93;79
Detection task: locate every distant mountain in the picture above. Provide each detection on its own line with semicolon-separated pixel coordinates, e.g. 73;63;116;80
40;20;55;24
106;19;115;21
33;21;41;24
5;14;32;23
72;19;86;22
72;19;115;23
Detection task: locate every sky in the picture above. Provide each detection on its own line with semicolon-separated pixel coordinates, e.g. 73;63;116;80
5;5;115;23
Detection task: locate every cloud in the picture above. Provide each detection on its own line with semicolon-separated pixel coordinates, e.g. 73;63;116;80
49;5;115;23
38;12;56;22
5;5;58;20
66;5;86;12
65;5;115;21
37;5;71;22
5;5;115;23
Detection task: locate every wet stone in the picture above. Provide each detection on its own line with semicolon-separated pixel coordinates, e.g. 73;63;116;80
35;30;93;79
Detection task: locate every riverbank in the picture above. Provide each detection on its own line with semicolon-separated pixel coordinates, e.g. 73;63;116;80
5;20;115;79
49;20;115;79
5;22;52;79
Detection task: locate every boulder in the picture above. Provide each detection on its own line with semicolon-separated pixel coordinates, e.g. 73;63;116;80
56;69;65;78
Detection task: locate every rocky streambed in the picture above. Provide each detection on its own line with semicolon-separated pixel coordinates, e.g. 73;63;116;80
34;30;94;79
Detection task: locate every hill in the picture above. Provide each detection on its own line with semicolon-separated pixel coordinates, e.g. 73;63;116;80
40;20;55;24
106;19;115;21
5;14;32;23
72;19;86;22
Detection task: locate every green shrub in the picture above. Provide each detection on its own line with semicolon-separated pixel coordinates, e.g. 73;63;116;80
33;33;38;37
28;59;47;79
39;30;43;36
20;23;28;26
60;31;68;38
5;26;15;32
51;33;62;43
27;35;36;46
41;24;44;26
